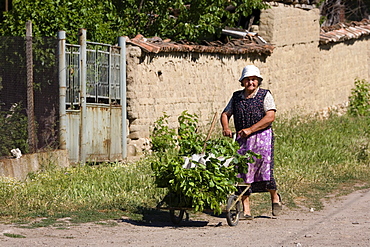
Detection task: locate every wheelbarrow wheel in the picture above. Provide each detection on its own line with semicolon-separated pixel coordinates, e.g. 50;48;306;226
169;209;185;225
226;195;242;226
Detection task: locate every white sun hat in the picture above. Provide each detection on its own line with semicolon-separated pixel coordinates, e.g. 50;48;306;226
239;65;263;82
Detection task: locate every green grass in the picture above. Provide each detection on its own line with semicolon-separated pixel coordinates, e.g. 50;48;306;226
3;233;26;238
0;159;167;225
0;114;369;225
249;114;370;215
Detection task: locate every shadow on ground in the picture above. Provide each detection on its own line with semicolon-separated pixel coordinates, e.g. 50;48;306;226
118;209;229;228
118;209;276;228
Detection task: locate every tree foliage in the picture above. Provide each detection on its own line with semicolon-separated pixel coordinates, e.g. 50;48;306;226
0;0;122;43
116;0;268;41
0;0;268;43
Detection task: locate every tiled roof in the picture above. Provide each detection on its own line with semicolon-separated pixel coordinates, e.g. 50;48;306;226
320;19;370;45
125;32;275;55
264;0;319;10
264;0;319;3
126;18;370;53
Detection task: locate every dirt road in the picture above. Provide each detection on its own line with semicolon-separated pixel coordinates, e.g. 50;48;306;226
0;188;369;247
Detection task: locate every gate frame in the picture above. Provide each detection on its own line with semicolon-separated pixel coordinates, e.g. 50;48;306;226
58;29;127;163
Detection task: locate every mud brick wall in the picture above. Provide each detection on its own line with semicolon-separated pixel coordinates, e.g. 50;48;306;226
125;3;370;143
126;50;264;139
317;39;370;109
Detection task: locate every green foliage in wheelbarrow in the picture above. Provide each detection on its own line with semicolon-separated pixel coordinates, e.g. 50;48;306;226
150;111;259;215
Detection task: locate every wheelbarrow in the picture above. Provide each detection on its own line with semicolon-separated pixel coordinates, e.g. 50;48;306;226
157;182;251;226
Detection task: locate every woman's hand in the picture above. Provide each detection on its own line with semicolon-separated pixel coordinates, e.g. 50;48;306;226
220;112;233;138
222;128;233;138
237;111;275;138
238;128;253;138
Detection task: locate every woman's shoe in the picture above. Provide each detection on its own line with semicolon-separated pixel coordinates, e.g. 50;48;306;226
272;193;282;216
239;214;254;220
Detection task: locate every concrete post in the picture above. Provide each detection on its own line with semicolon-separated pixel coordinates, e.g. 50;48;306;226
58;30;67;150
79;29;87;162
118;36;127;158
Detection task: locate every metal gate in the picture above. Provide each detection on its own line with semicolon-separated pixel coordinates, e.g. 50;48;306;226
58;29;127;163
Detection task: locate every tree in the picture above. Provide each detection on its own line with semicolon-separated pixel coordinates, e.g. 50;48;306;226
0;0;268;43
320;0;370;26
114;0;268;41
0;0;123;43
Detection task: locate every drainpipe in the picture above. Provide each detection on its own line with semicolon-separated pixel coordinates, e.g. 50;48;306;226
118;36;127;158
79;29;87;163
58;30;67;150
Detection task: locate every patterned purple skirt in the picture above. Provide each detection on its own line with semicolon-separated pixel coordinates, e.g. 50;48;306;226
236;128;277;195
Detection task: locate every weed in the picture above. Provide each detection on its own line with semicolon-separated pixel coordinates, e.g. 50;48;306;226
3;233;26;238
348;78;370;116
28;218;58;228
95;221;118;227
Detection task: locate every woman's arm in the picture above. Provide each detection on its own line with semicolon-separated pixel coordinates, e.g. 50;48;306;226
238;110;275;138
220;112;233;138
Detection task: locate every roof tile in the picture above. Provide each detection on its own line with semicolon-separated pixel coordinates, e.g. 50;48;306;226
320;19;370;44
125;31;275;55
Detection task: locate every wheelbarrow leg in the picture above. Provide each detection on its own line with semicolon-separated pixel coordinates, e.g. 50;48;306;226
226;184;250;226
170;209;185;225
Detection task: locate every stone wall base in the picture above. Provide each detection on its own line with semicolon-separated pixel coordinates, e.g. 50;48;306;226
0;150;70;180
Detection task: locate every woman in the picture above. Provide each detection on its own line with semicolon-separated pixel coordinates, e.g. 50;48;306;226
220;65;282;219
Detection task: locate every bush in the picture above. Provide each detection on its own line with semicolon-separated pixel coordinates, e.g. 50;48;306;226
348;78;370;116
0;103;28;157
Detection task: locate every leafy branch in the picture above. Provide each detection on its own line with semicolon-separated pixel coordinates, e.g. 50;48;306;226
150;111;259;214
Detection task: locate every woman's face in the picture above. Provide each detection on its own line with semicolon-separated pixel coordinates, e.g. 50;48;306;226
241;76;259;92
